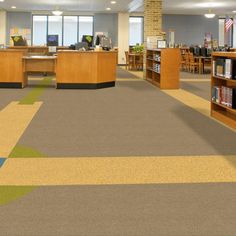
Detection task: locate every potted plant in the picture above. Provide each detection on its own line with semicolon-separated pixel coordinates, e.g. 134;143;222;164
132;44;144;54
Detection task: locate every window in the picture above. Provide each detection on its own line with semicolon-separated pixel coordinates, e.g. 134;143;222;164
32;15;94;46
78;16;94;42
64;16;78;46
33;15;47;46
129;17;144;46
48;16;63;46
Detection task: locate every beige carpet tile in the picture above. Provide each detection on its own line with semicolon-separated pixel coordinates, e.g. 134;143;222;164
0;101;42;157
0;155;236;185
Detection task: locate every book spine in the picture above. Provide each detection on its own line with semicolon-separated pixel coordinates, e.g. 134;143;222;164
225;59;232;79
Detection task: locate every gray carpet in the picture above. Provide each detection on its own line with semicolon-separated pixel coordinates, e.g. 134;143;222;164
16;80;236;157
180;72;211;80
0;88;29;111
116;67;139;79
1;183;236;236
181;81;211;100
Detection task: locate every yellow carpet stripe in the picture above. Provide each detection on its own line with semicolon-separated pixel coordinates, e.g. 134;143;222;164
0;155;236;185
163;89;210;117
180;79;211;82
163;89;236;132
116;78;144;81
0;102;42;157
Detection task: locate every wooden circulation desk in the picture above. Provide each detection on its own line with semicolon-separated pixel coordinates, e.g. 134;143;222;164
56;51;117;89
0;50;117;89
8;46;69;55
23;56;57;73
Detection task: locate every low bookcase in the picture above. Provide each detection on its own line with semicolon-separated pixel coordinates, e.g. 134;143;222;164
146;48;180;89
211;52;236;129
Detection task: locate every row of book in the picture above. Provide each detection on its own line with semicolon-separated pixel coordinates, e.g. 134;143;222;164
213;58;236;79
153;54;161;62
153;64;160;73
212;86;236;109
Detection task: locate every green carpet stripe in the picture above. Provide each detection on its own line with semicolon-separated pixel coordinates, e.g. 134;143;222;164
8;145;47;159
0;186;36;206
19;77;52;105
1;145;47;206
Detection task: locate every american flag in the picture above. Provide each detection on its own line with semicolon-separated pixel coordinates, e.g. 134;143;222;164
225;17;233;32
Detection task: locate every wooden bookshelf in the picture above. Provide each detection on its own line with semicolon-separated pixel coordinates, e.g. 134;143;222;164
146;48;180;89
211;52;236;129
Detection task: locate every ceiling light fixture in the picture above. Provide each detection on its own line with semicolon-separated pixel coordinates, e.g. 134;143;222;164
106;7;111;11
52;10;63;16
111;1;116;4
52;6;63;16
204;9;216;18
11;6;16;9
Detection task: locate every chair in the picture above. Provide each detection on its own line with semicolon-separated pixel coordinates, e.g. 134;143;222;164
189;53;203;73
125;51;134;70
180;53;187;71
135;53;144;71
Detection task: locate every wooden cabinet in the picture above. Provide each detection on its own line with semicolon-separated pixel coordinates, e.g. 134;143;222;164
211;52;236;129
0;50;27;88
146;48;180;89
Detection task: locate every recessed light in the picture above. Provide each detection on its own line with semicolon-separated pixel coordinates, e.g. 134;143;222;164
11;6;16;9
0;0;5;2
233;10;236;13
111;1;116;4
106;7;111;11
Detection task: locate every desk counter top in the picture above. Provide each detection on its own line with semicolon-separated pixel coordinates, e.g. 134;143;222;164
22;55;57;60
57;50;117;54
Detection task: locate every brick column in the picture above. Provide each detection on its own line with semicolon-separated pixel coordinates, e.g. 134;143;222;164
144;0;163;42
143;0;163;73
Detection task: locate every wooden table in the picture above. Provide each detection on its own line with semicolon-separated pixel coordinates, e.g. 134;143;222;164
194;56;211;74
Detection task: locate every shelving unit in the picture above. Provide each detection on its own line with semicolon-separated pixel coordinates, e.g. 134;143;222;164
146;48;180;89
211;52;236;129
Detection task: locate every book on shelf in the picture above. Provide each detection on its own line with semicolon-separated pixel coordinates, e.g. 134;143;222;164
214;58;225;77
212;60;216;77
153;64;160;73
212;86;236;108
213;58;236;79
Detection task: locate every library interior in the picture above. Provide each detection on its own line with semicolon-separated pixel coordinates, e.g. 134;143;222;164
0;0;236;235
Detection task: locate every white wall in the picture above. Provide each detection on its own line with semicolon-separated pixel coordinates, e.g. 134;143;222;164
118;13;129;64
0;11;6;45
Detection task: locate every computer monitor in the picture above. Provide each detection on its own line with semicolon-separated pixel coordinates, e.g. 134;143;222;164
47;35;59;46
11;36;27;46
81;35;94;48
75;42;89;51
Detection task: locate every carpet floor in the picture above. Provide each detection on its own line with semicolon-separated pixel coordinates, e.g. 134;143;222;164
1;184;236;236
0;71;236;236
13;80;236;157
181;81;210;100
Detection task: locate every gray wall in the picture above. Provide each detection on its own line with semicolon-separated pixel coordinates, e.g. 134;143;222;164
6;12;32;44
5;12;219;47
163;14;219;46
94;13;118;47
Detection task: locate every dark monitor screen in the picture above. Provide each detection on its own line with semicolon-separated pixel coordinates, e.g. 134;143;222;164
75;42;88;51
11;36;27;46
82;35;93;47
47;35;59;46
194;47;200;56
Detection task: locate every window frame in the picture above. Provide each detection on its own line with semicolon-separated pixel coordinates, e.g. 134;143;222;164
32;14;94;46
